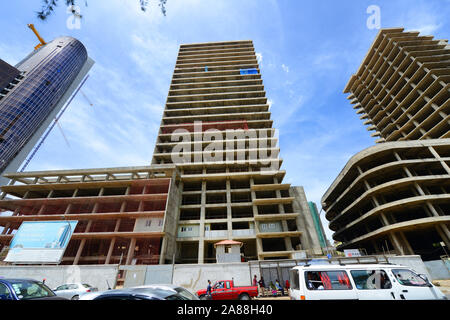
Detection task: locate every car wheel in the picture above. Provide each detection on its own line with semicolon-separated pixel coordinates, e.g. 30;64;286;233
71;295;79;300
239;293;250;300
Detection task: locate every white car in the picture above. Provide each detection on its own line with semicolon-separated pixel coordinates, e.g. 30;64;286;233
289;263;447;300
53;283;98;300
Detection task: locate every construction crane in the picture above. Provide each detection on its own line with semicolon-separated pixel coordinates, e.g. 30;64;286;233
80;89;93;106
27;24;47;50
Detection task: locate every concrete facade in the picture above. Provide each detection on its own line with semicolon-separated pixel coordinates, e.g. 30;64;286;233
322;139;450;260
152;40;323;263
323;28;450;262
0;165;181;268
344;28;449;143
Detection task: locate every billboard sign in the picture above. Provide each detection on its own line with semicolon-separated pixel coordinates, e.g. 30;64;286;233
4;220;78;264
344;249;362;257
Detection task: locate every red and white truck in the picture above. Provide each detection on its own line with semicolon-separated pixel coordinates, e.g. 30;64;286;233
196;280;258;300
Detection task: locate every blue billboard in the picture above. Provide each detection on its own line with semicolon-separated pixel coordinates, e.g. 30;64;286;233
4;221;78;264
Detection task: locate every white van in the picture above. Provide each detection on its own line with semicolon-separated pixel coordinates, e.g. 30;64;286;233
289;264;447;300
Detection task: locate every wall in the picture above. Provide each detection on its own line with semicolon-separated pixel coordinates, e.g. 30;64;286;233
424;260;450;280
0;264;118;291
123;262;254;293
386;255;432;279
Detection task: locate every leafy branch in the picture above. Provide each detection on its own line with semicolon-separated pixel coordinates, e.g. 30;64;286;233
37;0;167;20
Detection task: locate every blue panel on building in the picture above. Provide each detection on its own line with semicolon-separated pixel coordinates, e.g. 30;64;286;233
240;68;258;75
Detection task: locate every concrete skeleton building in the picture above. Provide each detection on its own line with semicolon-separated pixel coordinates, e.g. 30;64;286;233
322;28;450;260
0;166;180;265
0;40;326;265
152;40;324;263
0;37;94;186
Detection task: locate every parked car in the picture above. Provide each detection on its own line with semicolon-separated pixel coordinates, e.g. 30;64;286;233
289;264;447;300
133;284;199;300
196;280;258;300
53;283;98;300
79;284;199;300
0;278;67;300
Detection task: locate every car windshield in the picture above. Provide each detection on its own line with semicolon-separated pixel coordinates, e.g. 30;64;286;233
392;269;428;287
174;287;199;300
10;280;55;300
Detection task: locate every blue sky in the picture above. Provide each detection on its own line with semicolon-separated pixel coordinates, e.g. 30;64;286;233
1;0;449;241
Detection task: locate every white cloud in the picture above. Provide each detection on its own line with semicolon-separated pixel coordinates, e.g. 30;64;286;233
281;63;289;73
415;23;442;35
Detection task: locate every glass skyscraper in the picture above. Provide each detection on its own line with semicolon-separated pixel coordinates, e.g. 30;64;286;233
0;36;93;182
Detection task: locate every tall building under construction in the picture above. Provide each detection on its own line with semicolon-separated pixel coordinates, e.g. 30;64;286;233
0;40;326;265
322;28;450;260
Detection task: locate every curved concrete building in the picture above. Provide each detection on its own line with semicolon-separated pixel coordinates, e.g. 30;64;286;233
323;28;450;261
322;139;450;260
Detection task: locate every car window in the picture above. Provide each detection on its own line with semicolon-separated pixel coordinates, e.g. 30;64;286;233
305;271;352;290
68;284;78;290
165;294;189;300
350;270;392;290
56;285;67;291
0;283;12;299
290;269;300;290
9;280;55;300
83;284;92;288
392;269;428;287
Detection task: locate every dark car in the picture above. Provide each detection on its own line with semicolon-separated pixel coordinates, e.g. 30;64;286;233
0;278;67;300
80;284;199;300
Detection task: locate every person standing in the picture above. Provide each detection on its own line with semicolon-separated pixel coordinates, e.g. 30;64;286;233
253;275;258;287
206;280;212;299
258;276;266;297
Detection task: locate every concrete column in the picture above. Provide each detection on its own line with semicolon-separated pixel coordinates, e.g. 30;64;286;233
256;237;263;260
74;220;93;265
426;202;440;217
125;238;137;265
428;146;450;174
73;239;86;265
105;238;116;264
436;225;450;248
398;231;414;255
226;177;232;239
1;223;10;235
388;232;405;255
198;179;206;264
